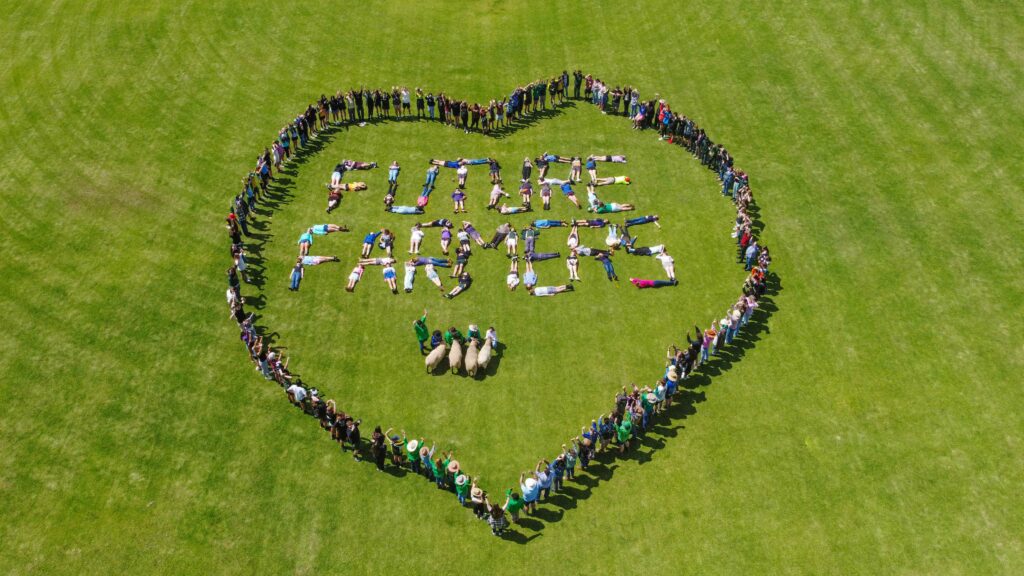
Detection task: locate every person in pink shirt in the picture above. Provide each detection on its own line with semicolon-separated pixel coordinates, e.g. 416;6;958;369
629;278;677;289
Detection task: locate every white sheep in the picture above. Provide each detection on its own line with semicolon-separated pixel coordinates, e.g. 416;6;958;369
477;338;493;371
465;339;479;377
425;344;447;373
448;339;463;374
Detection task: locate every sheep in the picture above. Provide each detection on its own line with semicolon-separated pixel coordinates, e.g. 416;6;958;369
477;337;493;371
448;339;463;374
425;344;447;373
465;339;479;377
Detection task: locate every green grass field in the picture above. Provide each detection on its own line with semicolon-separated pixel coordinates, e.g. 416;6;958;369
2;2;1022;574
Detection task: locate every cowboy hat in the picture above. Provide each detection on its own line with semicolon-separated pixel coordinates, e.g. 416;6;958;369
447;460;461;474
406;439;419;453
455;474;468;486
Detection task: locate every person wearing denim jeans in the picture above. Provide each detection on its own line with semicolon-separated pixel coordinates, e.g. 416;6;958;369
455;474;470;505
405;438;423;473
745;241;759;271
288;259;303;291
536;465;552;500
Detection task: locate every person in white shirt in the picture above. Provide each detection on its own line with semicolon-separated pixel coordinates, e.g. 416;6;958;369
409;224;425;254
529;284;574;297
655;249;676;280
403;260;417;293
286;383;307;406
506;257;521;291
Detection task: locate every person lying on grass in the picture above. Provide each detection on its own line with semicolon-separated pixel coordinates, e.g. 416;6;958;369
345;264;364;292
526;284;574;297
629;278;677;289
591;175;630;186
590;201;635;214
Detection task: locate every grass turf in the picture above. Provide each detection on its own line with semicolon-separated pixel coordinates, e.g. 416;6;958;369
1;1;1022;574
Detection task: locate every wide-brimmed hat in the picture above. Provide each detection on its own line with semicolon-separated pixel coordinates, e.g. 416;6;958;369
667;367;679;382
406;439;419;453
447;460;461;474
455;474;468;486
523;478;538;490
646;393;658;404
471;486;484;498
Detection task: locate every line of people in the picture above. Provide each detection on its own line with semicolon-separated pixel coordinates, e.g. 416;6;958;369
224;70;774;537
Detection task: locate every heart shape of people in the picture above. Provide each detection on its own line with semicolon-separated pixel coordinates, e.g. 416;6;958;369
226;73;775;536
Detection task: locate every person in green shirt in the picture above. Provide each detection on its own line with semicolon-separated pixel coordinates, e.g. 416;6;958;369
466;324;481;341
503;490;525;524
594;201;635;214
454;474;471;505
616;412;633;454
443;326;464;347
413;310;430;354
405;437;424;474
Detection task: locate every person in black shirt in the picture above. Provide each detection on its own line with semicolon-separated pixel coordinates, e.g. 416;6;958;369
443;272;472;299
354;89;364;120
370;426;387;471
416;88;425;118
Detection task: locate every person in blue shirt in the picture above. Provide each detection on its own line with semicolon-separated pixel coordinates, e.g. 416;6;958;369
522;260;538;289
550;455;566;492
624;214;661;229
585;156;598;181
361;230;382;258
297;229;313;256
722;166;735;197
559;182;581;208
519;473;540;515
532;219;568;229
535;461;554;500
311;223;348;235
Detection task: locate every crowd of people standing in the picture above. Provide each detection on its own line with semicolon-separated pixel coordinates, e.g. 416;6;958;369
222;70;774;537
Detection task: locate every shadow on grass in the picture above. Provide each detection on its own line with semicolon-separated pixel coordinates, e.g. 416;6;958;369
493;273;781;538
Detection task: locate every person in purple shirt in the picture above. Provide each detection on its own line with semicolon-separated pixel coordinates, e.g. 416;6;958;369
413;256;451;267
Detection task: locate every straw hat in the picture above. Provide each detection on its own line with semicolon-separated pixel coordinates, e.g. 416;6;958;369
646;393;658;404
667;366;679;382
523;478;538;491
455;474;468;486
406;439;419;453
447;460;461;474
471;486;484;499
